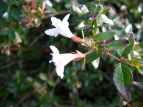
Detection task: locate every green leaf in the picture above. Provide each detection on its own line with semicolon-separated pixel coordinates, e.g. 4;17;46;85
0;0;8;17
86;51;99;63
133;81;143;90
39;73;47;81
100;6;109;14
106;39;129;50
92;57;100;69
113;64;133;101
117;33;135;57
34;18;41;26
130;102;143;107
80;12;90;20
46;5;58;14
138;66;143;75
95;31;116;41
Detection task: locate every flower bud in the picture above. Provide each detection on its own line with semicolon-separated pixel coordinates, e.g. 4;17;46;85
70;37;84;43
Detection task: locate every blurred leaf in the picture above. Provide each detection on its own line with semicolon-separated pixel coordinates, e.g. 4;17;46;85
46;5;58;14
130;102;143;107
100;6;109;14
39;73;47;81
90;4;103;20
137;66;143;75
34;18;41;26
94;31;116;41
106;39;129;50
125;24;132;33
80;12;90;20
8;6;22;21
113;64;133;101
0;0;8;17
133;81;143;90
92;57;100;69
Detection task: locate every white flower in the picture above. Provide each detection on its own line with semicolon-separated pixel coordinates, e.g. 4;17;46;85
49;45;85;79
96;14;114;26
45;14;75;38
2;12;8;18
72;4;89;15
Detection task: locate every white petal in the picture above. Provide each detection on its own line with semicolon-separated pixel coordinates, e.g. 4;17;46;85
58;54;78;66
51;17;61;27
62;14;70;26
56;65;64;79
45;28;58;37
96;15;103;26
101;14;114;25
50;45;59;55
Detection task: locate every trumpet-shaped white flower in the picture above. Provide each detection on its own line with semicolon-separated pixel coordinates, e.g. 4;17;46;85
45;14;75;38
49;45;85;79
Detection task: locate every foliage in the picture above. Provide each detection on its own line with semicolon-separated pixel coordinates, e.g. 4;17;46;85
0;0;143;106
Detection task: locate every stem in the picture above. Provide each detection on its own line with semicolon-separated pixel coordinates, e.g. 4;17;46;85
82;41;97;51
108;53;136;67
85;50;94;55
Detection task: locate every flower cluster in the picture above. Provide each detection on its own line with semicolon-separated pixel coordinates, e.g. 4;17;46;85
45;14;87;78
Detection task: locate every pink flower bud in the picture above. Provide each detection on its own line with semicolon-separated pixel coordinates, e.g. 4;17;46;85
31;9;36;13
70;37;84;43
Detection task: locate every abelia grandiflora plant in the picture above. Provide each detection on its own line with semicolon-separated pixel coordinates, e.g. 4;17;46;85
21;0;50;28
45;1;143;105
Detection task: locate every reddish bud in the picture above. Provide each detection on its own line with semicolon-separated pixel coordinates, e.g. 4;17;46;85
70;37;84;43
31;0;37;9
31;9;36;13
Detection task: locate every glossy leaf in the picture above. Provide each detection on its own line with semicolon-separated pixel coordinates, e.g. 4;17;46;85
133;81;143;90
117;33;134;57
138;66;143;75
113;64;133;101
86;51;99;63
94;31;116;41
92;57;100;69
106;39;129;50
34;18;41;26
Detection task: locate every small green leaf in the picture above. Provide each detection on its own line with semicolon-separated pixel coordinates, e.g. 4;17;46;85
106;39;129;50
39;73;47;81
117;33;135;57
34;18;41;26
133;81;143;90
113;64;133;101
46;5;58;14
95;31;116;41
100;6;109;14
138;66;143;75
92;57;100;69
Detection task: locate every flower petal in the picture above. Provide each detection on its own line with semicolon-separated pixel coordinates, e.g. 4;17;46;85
101;14;114;25
51;17;61;27
45;28;58;37
56;65;64;79
62;14;70;26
